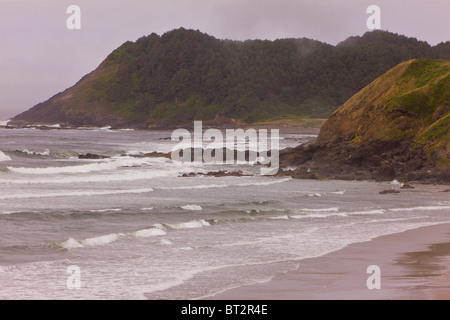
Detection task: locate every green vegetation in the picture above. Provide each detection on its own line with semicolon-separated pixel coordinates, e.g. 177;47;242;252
13;28;450;127
318;59;450;160
438;157;450;168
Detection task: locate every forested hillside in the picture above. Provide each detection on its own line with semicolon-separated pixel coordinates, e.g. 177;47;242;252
12;28;450;128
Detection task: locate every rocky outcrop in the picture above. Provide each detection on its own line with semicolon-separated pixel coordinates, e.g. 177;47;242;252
278;59;450;184
278;137;450;183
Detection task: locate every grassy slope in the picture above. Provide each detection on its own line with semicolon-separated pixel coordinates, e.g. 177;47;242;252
318;59;450;162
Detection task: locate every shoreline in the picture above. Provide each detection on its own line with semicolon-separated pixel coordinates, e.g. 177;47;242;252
0;123;322;135
208;222;450;300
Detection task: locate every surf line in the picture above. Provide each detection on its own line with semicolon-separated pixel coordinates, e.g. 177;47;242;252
171;121;279;176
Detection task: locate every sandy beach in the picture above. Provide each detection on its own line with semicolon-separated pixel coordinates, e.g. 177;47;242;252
209;223;450;300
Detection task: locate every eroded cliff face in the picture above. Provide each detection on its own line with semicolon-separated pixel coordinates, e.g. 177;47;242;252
279;59;450;183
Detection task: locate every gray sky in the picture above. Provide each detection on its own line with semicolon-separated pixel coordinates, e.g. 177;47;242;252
1;0;449;119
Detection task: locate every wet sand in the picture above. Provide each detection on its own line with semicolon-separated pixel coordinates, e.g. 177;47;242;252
209;223;450;300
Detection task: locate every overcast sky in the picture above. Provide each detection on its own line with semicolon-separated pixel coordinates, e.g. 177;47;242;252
1;0;449;119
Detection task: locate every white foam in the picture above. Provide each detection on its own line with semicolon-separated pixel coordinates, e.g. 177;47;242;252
345;209;386;215
140;207;155;211
61;233;125;248
0;211;14;215
0;165;175;185
178;246;194;251
133;228;167;238
89;208;123;213
60;238;84;249
81;233;125;246
330;190;346;195
290;213;347;219
7;156;155;175
0;151;11;162
298;207;340;212
46;124;60;128
167;219;211;229
180;204;203;211
0;188;154;200
268;215;290;220
126;141;175;155
61;224;167;249
160;178;291;191
389;206;450;212
0;120;10;126
290;209;386;219
16;149;51;156
33;124;60;128
390;179;404;186
161;239;173;245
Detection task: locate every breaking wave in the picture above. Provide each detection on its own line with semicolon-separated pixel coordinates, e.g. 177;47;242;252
0;151;11;162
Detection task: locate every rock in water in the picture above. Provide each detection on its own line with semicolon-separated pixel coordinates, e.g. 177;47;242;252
379;189;401;194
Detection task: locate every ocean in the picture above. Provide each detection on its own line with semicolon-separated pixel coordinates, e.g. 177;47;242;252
0;126;449;300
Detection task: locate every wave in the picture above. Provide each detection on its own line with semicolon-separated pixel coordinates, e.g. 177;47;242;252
89;208;123;213
6;156;157;175
180;205;203;211
158;178;291;191
345;209;386;215
8;149;51;158
389;205;450;212
160;239;174;246
330;190;346;195
0;151;12;162
210;209;384;224
60;233;125;248
53;206;403;251
75;126;113;131
132;228;167;238
60;225;167;249
166;219;211;229
0;187;154;200
297;207;340;212
125;141;175;155
268;214;290;220
245;208;287;215
290;209;386;219
0;164;175;185
290;213;346;219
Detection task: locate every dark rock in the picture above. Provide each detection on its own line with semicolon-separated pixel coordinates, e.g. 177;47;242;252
142;151;172;159
180;172;197;177
180;170;252;178
376;165;396;181
379;189;401;194
400;183;415;189
78;153;110;159
205;170;251;177
292;172;325;180
277;136;449;184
